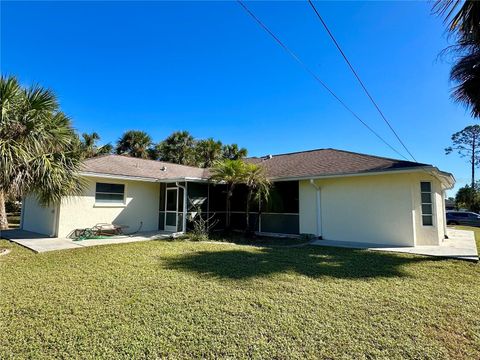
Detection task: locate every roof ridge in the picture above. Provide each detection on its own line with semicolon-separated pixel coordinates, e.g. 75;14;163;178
247;147;330;159
82;153;113;161
247;147;428;165
327;148;429;165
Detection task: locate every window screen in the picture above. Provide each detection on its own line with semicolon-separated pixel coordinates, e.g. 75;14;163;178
420;182;433;226
262;181;299;213
95;183;125;203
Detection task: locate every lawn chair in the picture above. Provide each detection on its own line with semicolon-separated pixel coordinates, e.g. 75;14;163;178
91;223;129;236
72;223;129;240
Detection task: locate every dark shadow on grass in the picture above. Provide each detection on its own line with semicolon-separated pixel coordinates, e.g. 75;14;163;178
165;245;433;280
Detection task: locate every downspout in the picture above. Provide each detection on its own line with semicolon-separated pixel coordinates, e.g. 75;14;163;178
51;204;60;238
176;182;187;234
309;179;322;239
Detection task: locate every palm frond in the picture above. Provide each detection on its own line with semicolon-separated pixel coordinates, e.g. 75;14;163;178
450;50;480;117
0;75;84;205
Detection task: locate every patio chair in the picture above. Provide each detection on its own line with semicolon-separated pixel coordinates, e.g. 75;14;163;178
91;223;129;236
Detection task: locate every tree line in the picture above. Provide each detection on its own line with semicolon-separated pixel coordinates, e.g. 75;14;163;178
79;130;247;168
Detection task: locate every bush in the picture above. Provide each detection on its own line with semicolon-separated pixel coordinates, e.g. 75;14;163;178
188;204;218;242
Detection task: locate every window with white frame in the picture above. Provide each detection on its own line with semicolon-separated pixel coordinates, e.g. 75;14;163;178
420;182;433;226
95;183;125;204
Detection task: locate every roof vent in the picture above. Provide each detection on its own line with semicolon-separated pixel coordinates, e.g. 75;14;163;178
161;166;167;171
263;154;273;160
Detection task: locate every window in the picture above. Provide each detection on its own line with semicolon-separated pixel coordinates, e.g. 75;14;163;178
420;182;433;226
95;183;125;204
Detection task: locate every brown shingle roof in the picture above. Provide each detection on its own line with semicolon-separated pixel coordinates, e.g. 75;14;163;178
82;155;208;180
81;149;430;182
246;148;430;180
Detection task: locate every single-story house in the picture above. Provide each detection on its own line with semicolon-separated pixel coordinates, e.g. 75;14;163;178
20;148;454;246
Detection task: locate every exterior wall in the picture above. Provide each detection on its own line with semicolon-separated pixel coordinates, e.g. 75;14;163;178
412;174;446;246
56;176;160;238
21;195;58;236
299;182;317;237
299;172;446;246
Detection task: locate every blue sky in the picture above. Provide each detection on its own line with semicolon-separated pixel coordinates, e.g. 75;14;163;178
1;1;475;195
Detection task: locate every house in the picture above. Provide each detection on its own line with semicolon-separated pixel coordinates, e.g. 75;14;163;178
20;148;454;246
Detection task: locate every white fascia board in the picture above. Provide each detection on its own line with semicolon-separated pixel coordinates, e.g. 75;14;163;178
269;166;455;186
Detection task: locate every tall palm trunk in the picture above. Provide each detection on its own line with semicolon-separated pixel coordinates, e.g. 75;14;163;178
0;190;9;230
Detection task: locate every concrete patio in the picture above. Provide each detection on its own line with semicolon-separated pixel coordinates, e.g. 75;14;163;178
1;229;174;253
311;228;478;262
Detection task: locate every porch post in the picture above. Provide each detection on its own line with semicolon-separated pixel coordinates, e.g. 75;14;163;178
183;182;187;233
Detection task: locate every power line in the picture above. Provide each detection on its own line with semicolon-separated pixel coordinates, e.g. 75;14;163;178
307;0;417;162
236;0;408;160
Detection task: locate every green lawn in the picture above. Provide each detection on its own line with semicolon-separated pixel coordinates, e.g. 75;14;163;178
1;229;479;359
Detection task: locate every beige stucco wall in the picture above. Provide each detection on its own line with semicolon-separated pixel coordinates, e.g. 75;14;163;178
21;195;58;236
56;176;160;238
299;172;446;246
412;175;446;246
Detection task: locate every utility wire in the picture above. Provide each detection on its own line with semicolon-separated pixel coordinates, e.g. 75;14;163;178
236;0;409;161
307;0;417;162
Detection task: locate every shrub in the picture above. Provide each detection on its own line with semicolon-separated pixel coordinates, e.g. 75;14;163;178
189;204;218;242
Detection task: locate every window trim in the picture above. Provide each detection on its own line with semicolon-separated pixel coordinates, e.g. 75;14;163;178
420;181;434;227
94;182;127;207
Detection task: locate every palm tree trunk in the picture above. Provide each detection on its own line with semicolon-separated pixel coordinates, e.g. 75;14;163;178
0;190;9;230
472;135;475;189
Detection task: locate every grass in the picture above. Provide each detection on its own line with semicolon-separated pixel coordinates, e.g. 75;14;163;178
0;229;479;359
208;231;310;246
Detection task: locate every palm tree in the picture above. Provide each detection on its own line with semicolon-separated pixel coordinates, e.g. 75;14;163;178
0;75;83;229
433;1;480;45
243;163;270;234
194;138;223;168
98;143;113;156
115;130;153;159
156;130;195;165
450;51;480;117
79;132;112;158
209;159;248;229
222;143;248;160
434;1;480;117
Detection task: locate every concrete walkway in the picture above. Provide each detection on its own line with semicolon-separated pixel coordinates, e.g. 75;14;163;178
311;228;478;262
1;229;173;253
